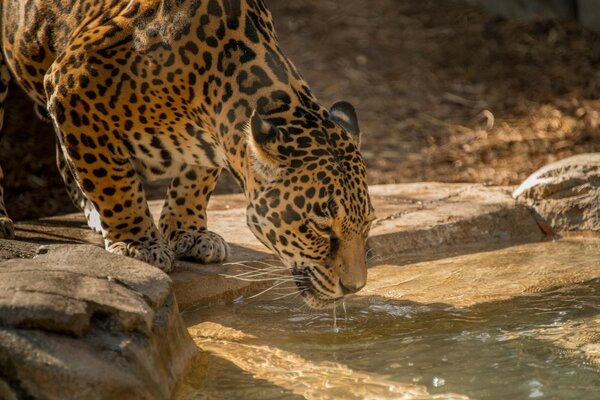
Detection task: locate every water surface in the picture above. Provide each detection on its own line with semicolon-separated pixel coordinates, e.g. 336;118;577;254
177;238;600;399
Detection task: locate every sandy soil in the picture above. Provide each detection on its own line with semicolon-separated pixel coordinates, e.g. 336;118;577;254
269;0;600;185
2;0;600;220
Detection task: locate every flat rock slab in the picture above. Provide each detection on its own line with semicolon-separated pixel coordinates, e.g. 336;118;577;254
0;245;196;400
513;153;600;233
10;183;542;310
359;238;600;308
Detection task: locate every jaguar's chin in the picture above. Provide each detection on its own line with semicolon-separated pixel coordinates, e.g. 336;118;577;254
289;266;339;308
297;287;344;309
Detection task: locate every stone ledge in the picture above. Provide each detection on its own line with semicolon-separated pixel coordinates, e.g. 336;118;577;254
0;245;196;400
11;183;543;311
367;183;543;259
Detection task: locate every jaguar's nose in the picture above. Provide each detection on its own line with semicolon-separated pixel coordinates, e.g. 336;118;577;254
340;280;366;295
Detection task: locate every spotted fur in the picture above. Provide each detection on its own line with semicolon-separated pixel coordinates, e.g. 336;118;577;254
0;0;374;308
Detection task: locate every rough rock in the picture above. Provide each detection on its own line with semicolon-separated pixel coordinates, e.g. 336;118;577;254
366;183;543;261
0;245;196;400
513;153;600;233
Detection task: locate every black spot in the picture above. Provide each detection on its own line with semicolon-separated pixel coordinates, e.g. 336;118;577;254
79;75;90;88
236;66;272;95
83;153;97;164
244;15;259;43
330;236;340;255
82;178;95;192
266;229;277;245
256;198;269;217
66;134;79;146
265;47;288;84
93;168;108;177
293;196;305;209
207;0;223;16
70;110;82;127
185;169;197;180
223;0;242;29
282;204;301;224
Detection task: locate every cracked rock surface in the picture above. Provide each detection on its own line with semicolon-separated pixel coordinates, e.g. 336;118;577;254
513;153;600;233
0;244;196;400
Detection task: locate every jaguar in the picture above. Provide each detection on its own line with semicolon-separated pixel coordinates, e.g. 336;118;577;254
0;0;375;308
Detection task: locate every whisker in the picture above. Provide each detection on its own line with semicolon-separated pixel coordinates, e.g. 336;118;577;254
223;261;287;271
333;301;338;331
269;285;302;291
221;275;296;283
366;253;397;264
224;269;291;279
272;291;302;301
243;260;286;269
220;261;293;281
245;280;294;300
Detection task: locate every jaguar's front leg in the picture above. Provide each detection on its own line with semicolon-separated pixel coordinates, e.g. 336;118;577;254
48;109;174;272
159;166;229;264
44;23;176;270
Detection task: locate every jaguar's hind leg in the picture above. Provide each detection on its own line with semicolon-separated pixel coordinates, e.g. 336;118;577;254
55;141;102;233
159;166;229;264
0;54;15;239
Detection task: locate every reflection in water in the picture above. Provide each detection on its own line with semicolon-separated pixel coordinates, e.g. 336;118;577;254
177;238;600;399
181;322;467;399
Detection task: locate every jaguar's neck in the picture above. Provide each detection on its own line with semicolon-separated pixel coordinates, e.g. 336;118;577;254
192;4;327;194
216;82;325;191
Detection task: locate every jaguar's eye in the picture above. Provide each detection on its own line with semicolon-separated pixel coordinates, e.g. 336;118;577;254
308;219;332;235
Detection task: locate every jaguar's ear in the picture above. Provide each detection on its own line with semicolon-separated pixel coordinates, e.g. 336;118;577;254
330;101;361;146
248;110;284;179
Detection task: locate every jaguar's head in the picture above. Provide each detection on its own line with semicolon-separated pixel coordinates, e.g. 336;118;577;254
244;101;375;308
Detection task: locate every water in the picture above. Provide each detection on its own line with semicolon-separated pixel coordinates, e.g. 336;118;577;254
176;238;600;399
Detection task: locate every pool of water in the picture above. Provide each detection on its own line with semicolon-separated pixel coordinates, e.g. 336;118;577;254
176;238;600;399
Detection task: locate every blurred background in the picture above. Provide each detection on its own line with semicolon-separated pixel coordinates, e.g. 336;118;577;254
2;0;600;220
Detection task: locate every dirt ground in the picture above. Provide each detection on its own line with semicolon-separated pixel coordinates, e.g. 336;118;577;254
2;0;600;220
268;0;600;185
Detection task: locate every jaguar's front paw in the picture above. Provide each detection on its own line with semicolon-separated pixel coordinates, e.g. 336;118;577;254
0;216;15;239
107;238;175;272
167;229;229;264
